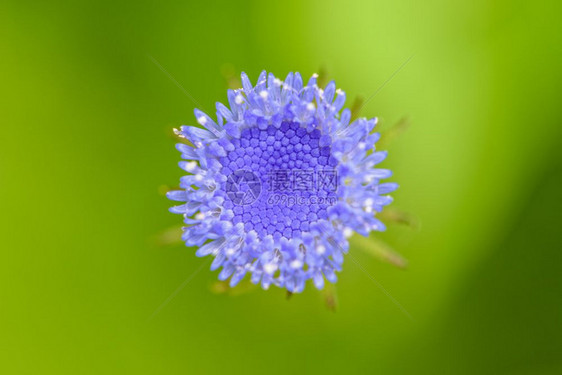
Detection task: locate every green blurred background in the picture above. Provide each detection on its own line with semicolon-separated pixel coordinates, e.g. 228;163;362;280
2;0;561;373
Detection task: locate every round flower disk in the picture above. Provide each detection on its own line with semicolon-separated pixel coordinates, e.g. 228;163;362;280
168;71;397;293
223;123;337;240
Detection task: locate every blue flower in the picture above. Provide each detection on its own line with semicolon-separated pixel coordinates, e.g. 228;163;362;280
168;71;397;293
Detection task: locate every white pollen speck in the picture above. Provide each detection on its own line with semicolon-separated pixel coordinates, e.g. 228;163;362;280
364;198;374;207
185;161;197;172
336;88;343;95
235;94;244;104
290;260;303;269
312;73;319;78
194;174;204;182
306;102;315;111
358;142;366;150
264;263;277;274
195;212;205;220
198;116;207;125
226;248;236;256
259;90;269;99
316;245;326;255
274;78;282;86
343;227;353;238
173;128;185;138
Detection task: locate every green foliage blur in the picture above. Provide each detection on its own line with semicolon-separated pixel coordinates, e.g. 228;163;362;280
1;1;561;373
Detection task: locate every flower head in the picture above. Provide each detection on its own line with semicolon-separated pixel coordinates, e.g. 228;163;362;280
168;71;397;293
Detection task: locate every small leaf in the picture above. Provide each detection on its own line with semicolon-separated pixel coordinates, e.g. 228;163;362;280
322;283;338;312
152;225;184;247
378;208;420;230
210;280;257;296
358;237;408;269
350;96;364;121
378;116;410;147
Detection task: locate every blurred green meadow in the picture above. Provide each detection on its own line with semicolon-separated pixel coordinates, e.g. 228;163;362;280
1;0;562;373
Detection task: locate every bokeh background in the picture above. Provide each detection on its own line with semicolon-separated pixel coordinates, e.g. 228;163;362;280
2;0;561;373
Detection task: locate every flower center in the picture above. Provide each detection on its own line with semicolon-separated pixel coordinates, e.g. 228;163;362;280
220;121;338;240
